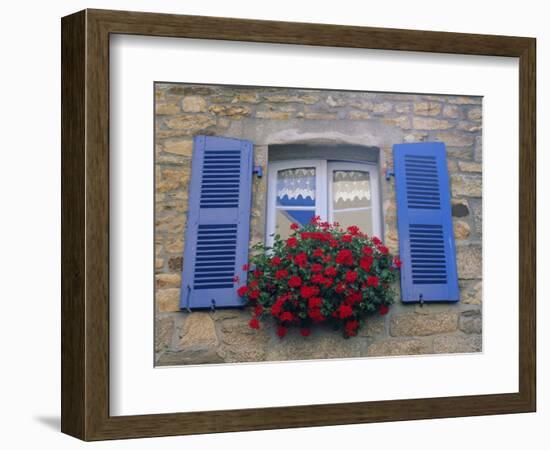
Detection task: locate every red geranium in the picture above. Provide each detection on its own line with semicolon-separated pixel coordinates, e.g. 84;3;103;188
275;269;288;280
311;263;323;273
294;252;308;267
335;249;353;265
288;275;302;288
345;270;358;283
300;285;319;299
238;220;399;338
237;285;248;297
338;304;353;319
286;237;298;248
344;320;359;336
277;325;288;338
360;256;373;271
367;276;379;287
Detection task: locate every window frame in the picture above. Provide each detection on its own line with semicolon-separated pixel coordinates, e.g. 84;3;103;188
266;158;382;247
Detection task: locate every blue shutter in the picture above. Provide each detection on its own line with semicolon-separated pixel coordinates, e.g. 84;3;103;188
393;142;459;303
180;135;253;309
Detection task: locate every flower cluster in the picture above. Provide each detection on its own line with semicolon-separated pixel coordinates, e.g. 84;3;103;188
236;217;401;338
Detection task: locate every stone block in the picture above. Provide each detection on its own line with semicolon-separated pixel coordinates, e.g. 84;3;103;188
433;334;482;353
390;312;458;336
456;245;482;280
182;96;207;112
412;117;453;130
459;310;482;334
414;102;441;116
451;174;482;197
157;288;180;312
367;338;431;356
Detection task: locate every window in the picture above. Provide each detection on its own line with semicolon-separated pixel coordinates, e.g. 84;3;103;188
266;159;381;246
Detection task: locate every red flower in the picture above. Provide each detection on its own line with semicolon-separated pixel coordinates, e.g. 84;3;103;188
378;245;389;255
249;317;260;329
372;237;381;245
311;273;325;284
367;276;379;287
311;263;323;273
338;304;353;319
313;248;324;257
335;249;353;265
379;304;389;315
344;320;359;336
294;252;308;267
280;311;294;322
342;234;353;243
232;275;240;284
271;256;282;266
345;270;358;283
329;239;339;248
248;289;260;300
288;276;302;288
323;254;332;263
300;328;311;337
393;257;402;268
346;290;362;304
254;305;264;316
300;285;320;299
308;308;325;322
322;277;334;288
286;237;298;248
275;269;289;280
310;215;321;224
362;246;373;256
277;325;288;338
347;225;360;235
290;223;299;230
335;282;346;294
271;295;289;316
253;270;263;278
242;263;250;271
324;266;337;277
360;256;373;271
237;285;249;297
308;297;323;309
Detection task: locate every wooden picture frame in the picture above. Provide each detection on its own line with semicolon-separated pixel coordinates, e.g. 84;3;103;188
61;9;536;441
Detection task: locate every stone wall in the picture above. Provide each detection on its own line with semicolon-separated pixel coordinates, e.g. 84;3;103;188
154;83;482;365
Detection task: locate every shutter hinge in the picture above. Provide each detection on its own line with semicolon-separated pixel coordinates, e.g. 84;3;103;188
210;299;216;312
385;168;395;181
419;294;424;306
253;166;263;178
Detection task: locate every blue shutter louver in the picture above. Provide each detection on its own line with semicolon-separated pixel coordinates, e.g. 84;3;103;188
393;142;459;302
180;135;253;309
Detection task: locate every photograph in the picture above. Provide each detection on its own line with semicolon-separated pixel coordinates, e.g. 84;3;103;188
154;83;483;366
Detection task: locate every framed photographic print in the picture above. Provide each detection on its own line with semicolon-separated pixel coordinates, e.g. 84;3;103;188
61;9;536;440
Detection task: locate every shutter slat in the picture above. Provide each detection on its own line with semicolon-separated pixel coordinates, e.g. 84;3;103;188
179;135;253;309
394;142;459;302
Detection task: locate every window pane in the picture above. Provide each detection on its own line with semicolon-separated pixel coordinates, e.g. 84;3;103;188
332;170;371;210
334;209;373;236
275;209;315;241
277;168;316;207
